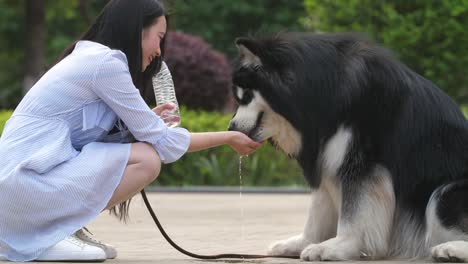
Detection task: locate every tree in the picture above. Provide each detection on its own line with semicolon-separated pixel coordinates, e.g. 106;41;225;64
303;0;468;104
167;0;306;58
0;0;107;109
24;0;46;93
1;1;308;108
0;0;24;109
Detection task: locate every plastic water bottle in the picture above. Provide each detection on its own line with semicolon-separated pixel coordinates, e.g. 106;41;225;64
152;61;181;127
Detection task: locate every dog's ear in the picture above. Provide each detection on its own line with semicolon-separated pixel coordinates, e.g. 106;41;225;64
235;37;263;67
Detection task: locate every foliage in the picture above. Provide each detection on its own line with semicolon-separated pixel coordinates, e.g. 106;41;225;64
0;0;107;109
43;0;106;65
164;32;234;111
303;0;468;104
0;0;24;109
167;0;306;58
0;110;13;135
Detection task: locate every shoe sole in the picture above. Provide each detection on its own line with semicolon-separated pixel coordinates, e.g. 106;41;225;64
35;258;106;262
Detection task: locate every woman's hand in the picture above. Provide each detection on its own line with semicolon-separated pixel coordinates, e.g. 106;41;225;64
187;131;263;154
152;103;180;126
152;103;175;116
228;131;263;156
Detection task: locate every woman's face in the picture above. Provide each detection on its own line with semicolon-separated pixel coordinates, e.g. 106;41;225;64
141;16;167;72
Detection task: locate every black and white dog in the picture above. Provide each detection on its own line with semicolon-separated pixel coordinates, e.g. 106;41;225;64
228;32;468;262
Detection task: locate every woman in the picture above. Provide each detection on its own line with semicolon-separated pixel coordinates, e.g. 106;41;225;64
0;0;261;262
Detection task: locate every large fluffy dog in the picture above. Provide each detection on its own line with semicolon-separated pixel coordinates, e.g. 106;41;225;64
228;32;468;261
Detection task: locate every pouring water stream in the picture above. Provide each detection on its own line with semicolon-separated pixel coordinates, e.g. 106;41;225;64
239;156;245;261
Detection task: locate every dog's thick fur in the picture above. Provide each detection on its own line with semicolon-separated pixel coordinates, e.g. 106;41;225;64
229;32;468;261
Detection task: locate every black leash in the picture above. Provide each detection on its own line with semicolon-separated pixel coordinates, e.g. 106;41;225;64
140;189;299;260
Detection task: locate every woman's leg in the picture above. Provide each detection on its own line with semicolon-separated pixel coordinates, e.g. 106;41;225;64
105;142;161;210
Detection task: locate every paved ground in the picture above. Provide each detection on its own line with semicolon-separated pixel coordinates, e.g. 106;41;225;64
27;192;433;264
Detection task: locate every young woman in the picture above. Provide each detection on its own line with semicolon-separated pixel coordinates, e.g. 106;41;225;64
0;0;261;262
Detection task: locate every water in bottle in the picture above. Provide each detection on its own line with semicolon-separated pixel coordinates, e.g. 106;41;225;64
152;61;181;127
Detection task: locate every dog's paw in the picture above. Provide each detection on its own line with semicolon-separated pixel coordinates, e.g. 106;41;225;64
431;241;468;262
300;243;325;261
267;234;307;257
300;237;361;261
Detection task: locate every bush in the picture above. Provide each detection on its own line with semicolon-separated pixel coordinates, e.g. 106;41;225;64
163;32;235;112
303;0;468;104
0;110;12;135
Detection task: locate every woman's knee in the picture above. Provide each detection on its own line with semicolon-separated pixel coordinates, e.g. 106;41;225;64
130;142;161;181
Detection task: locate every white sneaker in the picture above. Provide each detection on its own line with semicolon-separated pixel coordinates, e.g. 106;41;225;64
35;235;106;262
75;228;117;259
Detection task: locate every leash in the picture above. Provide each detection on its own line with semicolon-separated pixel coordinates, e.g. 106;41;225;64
140;189;299;260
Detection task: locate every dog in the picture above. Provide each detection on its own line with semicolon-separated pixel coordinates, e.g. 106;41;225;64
228;32;468;262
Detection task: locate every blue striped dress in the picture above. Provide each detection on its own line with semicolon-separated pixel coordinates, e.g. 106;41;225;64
0;40;190;261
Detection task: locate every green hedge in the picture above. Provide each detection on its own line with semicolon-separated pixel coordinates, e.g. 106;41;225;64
1;107;468;187
0;110;12;134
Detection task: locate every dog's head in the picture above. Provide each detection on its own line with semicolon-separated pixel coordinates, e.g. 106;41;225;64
228;35;304;157
228;33;375;158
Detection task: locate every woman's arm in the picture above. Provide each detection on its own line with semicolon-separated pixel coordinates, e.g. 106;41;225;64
92;54;261;161
188;131;262;156
152;105;263;156
92;52;190;163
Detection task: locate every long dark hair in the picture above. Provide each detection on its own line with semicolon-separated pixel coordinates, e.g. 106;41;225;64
57;0;167;220
58;0;167;96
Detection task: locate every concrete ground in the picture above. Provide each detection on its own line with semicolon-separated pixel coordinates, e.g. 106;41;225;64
28;192;433;264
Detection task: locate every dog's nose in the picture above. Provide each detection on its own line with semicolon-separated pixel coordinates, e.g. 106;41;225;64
228;122;237;131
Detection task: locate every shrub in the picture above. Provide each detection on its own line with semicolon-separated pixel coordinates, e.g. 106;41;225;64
163;31;235;112
0;110;12;135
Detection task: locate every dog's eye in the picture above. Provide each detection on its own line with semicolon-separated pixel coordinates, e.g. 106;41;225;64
240;89;254;105
232;86;253;105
